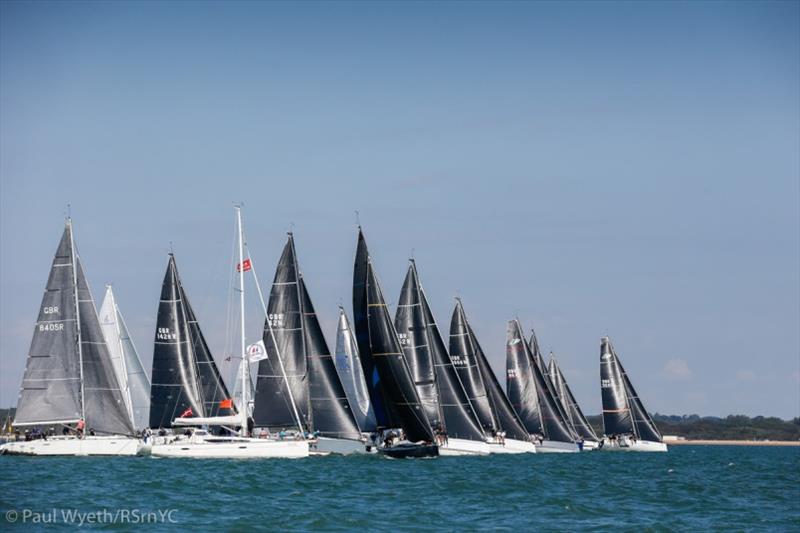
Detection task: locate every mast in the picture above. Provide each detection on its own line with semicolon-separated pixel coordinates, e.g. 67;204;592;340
67;218;87;426
236;206;248;436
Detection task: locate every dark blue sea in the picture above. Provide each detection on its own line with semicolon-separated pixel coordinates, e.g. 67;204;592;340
1;445;798;531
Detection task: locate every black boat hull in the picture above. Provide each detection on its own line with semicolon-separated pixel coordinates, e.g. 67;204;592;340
380;442;439;459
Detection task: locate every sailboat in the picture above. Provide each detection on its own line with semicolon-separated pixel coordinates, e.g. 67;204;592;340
148;207;308;458
333;308;377;434
353;229;439;458
450;301;536;453
599;336;667;452
506;320;579;452
395;261;490;455
1;219;143;456
98;285;151;432
252;234;365;455
548;355;600;450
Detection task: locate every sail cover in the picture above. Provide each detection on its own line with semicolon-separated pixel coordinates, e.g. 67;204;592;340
14;225;83;427
449;301;497;434
300;277;362;440
468;321;530;441
394;261;443;433
253;236;310;430
548;357;598;442
334;308;376;432
352;229;395;429
420;289;485;441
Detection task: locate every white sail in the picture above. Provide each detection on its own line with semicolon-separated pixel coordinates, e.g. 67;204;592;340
99;285;151;431
231;357;256;417
333;308;376;431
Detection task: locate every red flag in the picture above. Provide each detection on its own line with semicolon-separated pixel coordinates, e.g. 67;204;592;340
180;407;193;418
219;398;233;410
236;259;252;272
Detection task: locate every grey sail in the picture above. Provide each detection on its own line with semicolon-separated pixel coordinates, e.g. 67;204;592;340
116;308;151;431
75;257;135;436
505;321;543;435
300;276;362;440
420;289;485;442
149;255;234;429
14;224;84;427
253;236;310;430
468;320;530;442
181;283;235;420
333;308;376;432
600;336;635;436
526;330;578;441
548;356;598;442
448;301;497;434
394;261;443;433
618;352;662;442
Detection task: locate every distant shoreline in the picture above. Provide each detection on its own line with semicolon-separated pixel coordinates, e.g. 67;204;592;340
666;439;800;447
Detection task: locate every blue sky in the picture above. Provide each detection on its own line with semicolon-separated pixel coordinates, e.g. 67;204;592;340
1;1;798;418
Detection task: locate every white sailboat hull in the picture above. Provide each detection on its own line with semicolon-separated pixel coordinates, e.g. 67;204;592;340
580;440;601;451
599;437;668;452
438;438;491;456
536;440;580;453
311;437;366;455
487;438;537;454
150;436;309;458
0;436;144;456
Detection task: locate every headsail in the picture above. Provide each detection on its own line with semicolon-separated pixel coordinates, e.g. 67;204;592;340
354;230;434;442
526;329;578;441
448;300;497;434
252;236;310;430
394;261;443;433
300;276;362;440
506;321;543;435
99;285;151;431
467;318;530;441
548;355;598;442
334;308;376;432
420;289;485;442
616;346;662;442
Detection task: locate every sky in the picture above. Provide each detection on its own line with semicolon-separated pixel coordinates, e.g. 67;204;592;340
1;1;798;419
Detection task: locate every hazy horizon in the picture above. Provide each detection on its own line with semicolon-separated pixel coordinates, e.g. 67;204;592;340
1;1;798;419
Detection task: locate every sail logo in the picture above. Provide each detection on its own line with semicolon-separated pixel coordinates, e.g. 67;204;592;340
508;369;518;378
509;338;521;345
267;313;285;328
601;352;612;360
156;327;177;340
397;333;408;345
43;306;59;314
601;379;612;388
450;355;466;366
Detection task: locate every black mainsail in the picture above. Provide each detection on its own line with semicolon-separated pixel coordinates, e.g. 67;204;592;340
448;300;497;434
548;356;599;442
149;254;234;429
352;229;394;429
15;221;134;436
506;320;575;442
600;336;662;441
353;230;435;443
394;261;443;433
420;289;485;442
252;236;310;430
527;329;578;440
299;276;362;440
